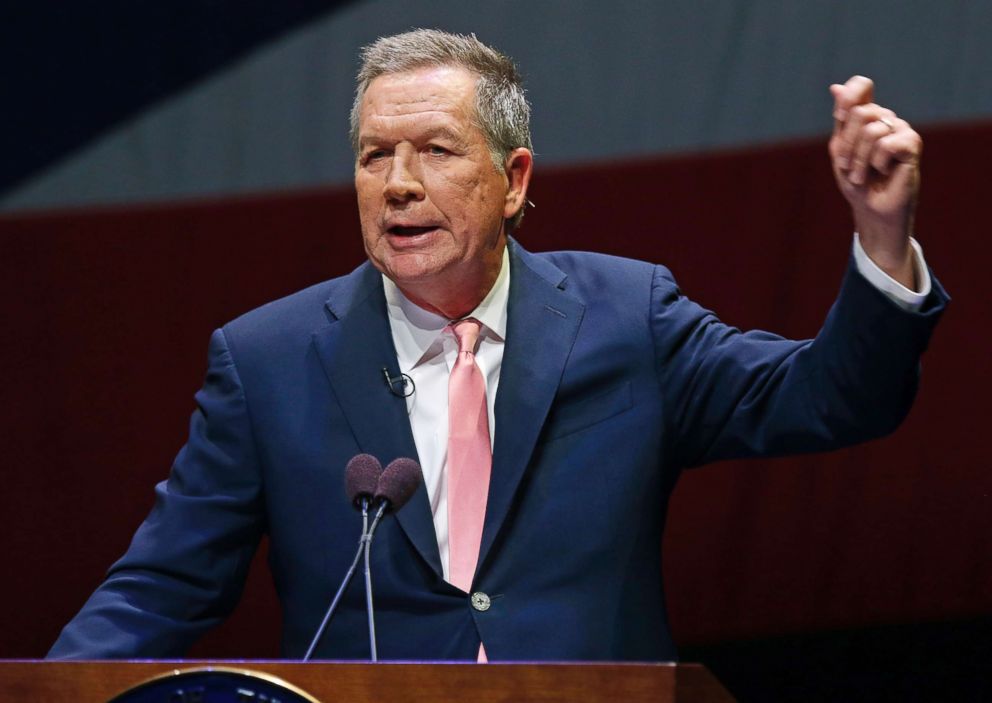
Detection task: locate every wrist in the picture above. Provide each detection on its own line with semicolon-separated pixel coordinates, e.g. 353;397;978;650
856;226;917;290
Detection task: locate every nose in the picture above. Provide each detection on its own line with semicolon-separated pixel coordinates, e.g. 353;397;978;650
383;148;425;203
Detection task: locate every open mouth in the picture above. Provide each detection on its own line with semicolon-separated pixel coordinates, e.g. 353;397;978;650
388;225;438;236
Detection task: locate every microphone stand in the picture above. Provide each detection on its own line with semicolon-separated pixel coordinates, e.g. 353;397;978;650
303;456;420;663
363;501;389;662
302;497;370;662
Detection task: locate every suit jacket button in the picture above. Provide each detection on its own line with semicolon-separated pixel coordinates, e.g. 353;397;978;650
470;592;491;611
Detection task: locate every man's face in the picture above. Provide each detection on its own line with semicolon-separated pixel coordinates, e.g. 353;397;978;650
355;65;523;314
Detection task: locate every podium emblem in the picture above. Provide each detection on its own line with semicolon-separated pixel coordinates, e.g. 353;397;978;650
108;667;322;703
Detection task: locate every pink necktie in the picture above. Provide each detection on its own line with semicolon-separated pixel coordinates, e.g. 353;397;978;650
447;318;491;590
446;319;492;662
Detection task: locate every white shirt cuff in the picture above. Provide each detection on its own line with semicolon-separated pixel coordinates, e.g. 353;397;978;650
852;233;932;312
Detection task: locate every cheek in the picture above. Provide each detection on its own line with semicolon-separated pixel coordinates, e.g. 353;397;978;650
431;171;471;198
356;195;383;232
431;172;493;217
355;173;381;204
355;198;382;248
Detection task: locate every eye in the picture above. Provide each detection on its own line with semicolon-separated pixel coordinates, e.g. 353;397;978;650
427;144;450;156
362;149;388;165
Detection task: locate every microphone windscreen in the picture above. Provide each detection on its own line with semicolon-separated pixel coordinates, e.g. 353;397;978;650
345;454;383;509
375;458;422;512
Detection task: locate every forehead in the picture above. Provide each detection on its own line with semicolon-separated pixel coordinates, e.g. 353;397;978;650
359;65;479;135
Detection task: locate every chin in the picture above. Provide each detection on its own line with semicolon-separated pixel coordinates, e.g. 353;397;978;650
382;259;448;285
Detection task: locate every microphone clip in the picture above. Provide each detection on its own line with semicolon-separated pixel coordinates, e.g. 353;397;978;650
382;367;415;398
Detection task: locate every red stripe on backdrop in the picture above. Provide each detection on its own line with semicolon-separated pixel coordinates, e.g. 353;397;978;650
1;122;988;657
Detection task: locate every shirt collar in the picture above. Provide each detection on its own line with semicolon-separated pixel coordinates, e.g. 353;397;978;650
383;246;510;370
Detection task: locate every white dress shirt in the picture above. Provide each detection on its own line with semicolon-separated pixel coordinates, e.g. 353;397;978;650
383;248;509;580
382;237;930;580
853;233;930;311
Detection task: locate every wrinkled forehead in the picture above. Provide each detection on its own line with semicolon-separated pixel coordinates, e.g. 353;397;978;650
359;65;479;125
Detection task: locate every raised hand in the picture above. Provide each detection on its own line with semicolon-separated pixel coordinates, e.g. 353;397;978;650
829;76;922;289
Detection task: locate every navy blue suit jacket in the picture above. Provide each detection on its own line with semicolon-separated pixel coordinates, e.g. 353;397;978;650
49;240;947;661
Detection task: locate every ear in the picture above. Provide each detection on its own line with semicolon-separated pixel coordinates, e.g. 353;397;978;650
502;148;534;220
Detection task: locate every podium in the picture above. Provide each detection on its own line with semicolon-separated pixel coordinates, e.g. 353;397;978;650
0;660;735;702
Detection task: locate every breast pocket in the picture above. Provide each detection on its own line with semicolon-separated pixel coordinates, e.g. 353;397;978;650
540;380;634;442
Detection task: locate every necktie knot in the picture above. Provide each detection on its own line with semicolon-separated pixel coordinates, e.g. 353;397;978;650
451;318;482;355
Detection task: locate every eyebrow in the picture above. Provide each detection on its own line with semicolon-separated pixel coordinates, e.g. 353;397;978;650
359;125;468;150
419;126;465;144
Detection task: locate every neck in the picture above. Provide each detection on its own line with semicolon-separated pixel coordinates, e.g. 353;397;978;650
400;278;492;320
395;242;507;320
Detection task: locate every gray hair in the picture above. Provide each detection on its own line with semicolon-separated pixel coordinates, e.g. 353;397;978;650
350;29;533;229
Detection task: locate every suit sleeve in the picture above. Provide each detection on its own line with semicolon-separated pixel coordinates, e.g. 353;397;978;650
47;328;266;658
652;257;949;468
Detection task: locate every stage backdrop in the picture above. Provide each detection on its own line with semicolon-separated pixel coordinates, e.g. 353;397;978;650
1;122;988;658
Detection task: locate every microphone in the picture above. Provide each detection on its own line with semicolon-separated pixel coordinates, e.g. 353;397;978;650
373;457;422;514
381;366;415;398
345;453;383;512
302;454;383;662
363;457;422;661
344;452;383;556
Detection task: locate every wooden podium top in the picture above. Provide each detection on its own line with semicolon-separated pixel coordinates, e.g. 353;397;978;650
0;660;735;702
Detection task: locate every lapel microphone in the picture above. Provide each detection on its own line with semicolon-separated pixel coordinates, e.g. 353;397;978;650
381;367;415;398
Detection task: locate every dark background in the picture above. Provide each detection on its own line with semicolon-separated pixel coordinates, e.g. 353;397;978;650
2;2;991;699
2;125;990;700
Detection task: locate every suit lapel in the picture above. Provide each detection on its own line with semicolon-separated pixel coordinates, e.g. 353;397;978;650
311;264;444;577
478;242;585;573
310;245;585;584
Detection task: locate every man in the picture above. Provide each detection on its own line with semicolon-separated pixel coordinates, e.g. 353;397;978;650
49;29;946;661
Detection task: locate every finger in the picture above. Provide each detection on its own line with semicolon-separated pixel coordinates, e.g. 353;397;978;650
831;75;874;126
850;117;897;185
832;102;869;171
869;125;922;175
836;103;892;174
830;84;845;135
